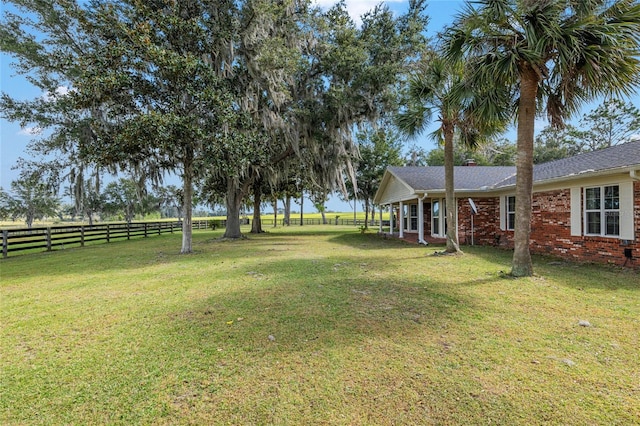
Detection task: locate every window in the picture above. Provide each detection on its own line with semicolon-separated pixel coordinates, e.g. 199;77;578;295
431;199;446;236
432;200;440;236
506;196;516;230
409;204;418;231
584;185;619;236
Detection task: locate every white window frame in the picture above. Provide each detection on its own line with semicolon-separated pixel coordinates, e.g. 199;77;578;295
505;195;516;231
583;185;620;237
409;204;418;231
499;194;515;231
432;198;444;236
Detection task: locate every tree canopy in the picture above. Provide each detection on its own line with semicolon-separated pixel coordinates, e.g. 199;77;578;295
1;0;429;251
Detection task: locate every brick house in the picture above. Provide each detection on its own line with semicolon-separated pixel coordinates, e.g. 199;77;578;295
373;141;640;269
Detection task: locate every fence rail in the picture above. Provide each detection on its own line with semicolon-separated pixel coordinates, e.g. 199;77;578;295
1;218;381;258
1;220;209;258
259;218;380;226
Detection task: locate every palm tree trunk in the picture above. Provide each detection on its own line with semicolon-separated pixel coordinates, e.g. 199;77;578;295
511;67;537;277
444;123;461;253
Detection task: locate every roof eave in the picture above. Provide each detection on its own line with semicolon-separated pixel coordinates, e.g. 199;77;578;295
532;165;640;188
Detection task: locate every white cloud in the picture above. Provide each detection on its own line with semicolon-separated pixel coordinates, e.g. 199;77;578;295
18;126;43;136
313;0;406;24
42;86;70;102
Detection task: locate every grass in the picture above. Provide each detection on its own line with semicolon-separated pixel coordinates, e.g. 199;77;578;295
1;226;638;425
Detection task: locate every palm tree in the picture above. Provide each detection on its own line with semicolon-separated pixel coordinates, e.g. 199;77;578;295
443;0;640;276
396;54;505;253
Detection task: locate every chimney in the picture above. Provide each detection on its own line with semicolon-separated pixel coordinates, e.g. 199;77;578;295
464;159;477;166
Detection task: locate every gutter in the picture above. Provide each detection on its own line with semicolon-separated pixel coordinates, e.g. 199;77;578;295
492;165;640;190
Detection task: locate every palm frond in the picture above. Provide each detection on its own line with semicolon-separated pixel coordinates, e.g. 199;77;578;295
395;103;432;138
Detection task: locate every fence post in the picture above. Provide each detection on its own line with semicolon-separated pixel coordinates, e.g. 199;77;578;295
144;222;148;238
2;230;8;258
107;224;110;243
158;222;161;235
46;227;52;252
81;226;85;247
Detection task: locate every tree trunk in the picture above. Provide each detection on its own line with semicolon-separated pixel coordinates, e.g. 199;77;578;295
299;192;303;226
444;123;462;253
370;204;375;226
223;178;245;239
284;197;291;226
320;209;326;224
364;199;370;230
251;182;263;234
511;67;538;277
272;199;278;228
181;149;194;254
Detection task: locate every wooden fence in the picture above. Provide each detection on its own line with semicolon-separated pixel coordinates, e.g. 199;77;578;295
1;220;210;258
259;218;379;226
1;218;381;258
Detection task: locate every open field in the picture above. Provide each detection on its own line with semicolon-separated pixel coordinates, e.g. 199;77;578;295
0;210;386;230
1;226;638;425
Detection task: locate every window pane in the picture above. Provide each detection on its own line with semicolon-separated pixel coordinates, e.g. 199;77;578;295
587;212;601;234
507;196;515;211
432;201;439;217
410;204;417;216
410;218;418;230
433;218;439;235
605;212;619;236
508;213;515;230
604;185;619;210
585;188;600;210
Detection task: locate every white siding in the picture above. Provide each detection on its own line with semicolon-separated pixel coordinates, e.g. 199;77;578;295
377;177;414;204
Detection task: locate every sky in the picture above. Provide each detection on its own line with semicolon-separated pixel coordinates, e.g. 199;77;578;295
1;0;638;213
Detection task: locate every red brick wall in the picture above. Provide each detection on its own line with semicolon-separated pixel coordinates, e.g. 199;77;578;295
404;182;639;268
457;197;502;246
527;186;639;268
452;183;640;268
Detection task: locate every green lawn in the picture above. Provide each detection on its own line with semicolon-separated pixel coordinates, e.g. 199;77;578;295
1;226;638;425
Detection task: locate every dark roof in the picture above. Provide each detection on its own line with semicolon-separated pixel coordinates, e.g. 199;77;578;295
498;140;640;187
387;140;640;191
388;166;516;191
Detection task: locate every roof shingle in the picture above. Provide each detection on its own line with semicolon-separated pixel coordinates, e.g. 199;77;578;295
387;140;640;191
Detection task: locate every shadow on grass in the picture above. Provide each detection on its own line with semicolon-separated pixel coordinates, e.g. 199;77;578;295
328;232;429;251
160;255;476;356
458;245;640;292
